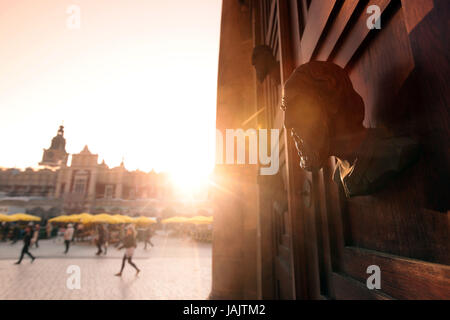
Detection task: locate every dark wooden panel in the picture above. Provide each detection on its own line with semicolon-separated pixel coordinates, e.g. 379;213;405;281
322;157;346;273
348;2;414;128
278;0;308;299
313;169;334;297
281;234;290;248
288;0;303;67
277;0;295;82
399;0;450;213
283;129;309;299
273;108;283;131
265;0;277;45
299;0;309;23
332;272;393;300
300;0;337;63
252;0;449;301
279;243;291;261
253;0;264;46
302;171;322;299
341;5;450;264
342;246;450;300
333;0;391;67
269;20;278;49
274;257;294;299
400;0;434;34
347;185;449;264
315;0;359;61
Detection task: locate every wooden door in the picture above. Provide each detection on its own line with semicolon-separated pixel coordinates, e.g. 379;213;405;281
278;0;450;299
253;0;297;299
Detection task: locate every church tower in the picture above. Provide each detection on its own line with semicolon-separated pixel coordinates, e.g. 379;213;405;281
39;125;69;167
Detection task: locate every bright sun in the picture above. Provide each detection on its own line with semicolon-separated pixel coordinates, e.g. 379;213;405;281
169;168;211;197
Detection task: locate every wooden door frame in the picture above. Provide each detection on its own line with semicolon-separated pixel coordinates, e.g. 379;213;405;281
276;0;314;299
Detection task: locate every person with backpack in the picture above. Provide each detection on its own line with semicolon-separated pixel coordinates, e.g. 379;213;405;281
115;225;140;276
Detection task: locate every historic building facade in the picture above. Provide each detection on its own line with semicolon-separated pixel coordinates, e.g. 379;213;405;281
0;126;173;217
212;0;449;300
55;144;173;214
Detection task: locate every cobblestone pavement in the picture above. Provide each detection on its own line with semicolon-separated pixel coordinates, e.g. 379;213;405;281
0;231;212;300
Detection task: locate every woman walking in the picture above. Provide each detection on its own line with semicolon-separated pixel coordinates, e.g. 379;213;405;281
95;224;106;255
15;226;35;264
31;224;40;248
63;224;74;254
46;222;52;239
115;225;140;276
144;225;154;250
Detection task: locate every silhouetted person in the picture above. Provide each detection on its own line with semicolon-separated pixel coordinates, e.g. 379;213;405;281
1;222;10;242
76;223;84;242
103;225;110;255
46;222;53;239
64;224;74;254
96;224;106;255
144;225;154;250
72;223;77;242
115;226;140;276
15;226;35;264
31;224;40;248
11;224;20;244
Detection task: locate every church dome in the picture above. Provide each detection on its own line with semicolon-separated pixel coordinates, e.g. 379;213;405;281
40;125;68;167
49;125;66;151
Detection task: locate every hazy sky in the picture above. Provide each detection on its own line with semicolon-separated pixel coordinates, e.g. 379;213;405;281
0;0;222;182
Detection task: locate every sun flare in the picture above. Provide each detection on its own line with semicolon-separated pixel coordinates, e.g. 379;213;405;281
169;167;212;196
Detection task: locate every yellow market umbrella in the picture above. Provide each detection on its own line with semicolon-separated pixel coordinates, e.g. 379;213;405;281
83;213;121;224
79;216;96;224
59;214;81;223
49;215;66;223
188;216;213;224
190;216;212;221
9;213;41;222
133;216;157;225
161;216;190;224
68;213;93;223
113;214;134;224
61;215;76;222
49;215;73;223
0;214;13;222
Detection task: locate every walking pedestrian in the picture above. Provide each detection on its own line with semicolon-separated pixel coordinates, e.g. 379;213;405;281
103;225;110;255
116;225;125;247
46;222;52;239
15;226;35;264
1;222;9;242
11;224;20;244
144;225;154;250
72;223;77;242
115;225;140;276
31;224;40;248
95;224;106;255
63;224;74;254
76;223;84;242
